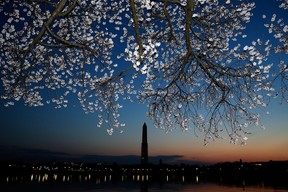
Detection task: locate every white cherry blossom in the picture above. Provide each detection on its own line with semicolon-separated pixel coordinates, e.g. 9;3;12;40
0;0;286;145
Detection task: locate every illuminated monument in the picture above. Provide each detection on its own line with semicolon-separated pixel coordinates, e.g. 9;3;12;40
141;123;148;165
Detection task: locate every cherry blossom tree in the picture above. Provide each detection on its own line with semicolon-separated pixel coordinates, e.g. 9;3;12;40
263;0;288;103
0;0;285;144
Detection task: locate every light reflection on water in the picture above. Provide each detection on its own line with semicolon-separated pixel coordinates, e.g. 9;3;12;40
2;174;288;192
5;173;163;183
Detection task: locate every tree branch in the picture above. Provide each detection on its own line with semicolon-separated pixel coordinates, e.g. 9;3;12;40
25;0;69;53
129;0;143;61
185;0;194;52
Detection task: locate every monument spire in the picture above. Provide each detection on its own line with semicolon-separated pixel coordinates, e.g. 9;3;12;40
141;123;148;165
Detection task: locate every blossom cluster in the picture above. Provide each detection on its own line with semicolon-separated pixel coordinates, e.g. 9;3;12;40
0;0;286;144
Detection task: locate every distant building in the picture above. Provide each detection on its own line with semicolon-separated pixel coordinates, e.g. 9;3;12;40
141;123;148;165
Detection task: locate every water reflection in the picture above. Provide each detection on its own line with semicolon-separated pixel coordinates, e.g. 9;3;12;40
5;173;198;184
6;176;23;183
2;173;288;192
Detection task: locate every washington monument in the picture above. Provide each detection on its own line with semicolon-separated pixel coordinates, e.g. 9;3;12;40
141;123;148;165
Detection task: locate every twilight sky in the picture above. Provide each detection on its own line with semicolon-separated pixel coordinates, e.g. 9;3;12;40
0;0;288;164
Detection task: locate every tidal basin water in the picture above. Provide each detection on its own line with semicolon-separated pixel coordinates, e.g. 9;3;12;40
1;181;288;192
1;174;288;192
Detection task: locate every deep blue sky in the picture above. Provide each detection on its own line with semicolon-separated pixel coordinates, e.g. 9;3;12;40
0;0;287;164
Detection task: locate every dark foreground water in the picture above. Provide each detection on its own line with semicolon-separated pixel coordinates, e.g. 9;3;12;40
1;174;288;192
1;182;288;192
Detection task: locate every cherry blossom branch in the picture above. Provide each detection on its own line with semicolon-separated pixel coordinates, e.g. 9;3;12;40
129;0;143;61
25;0;69;53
